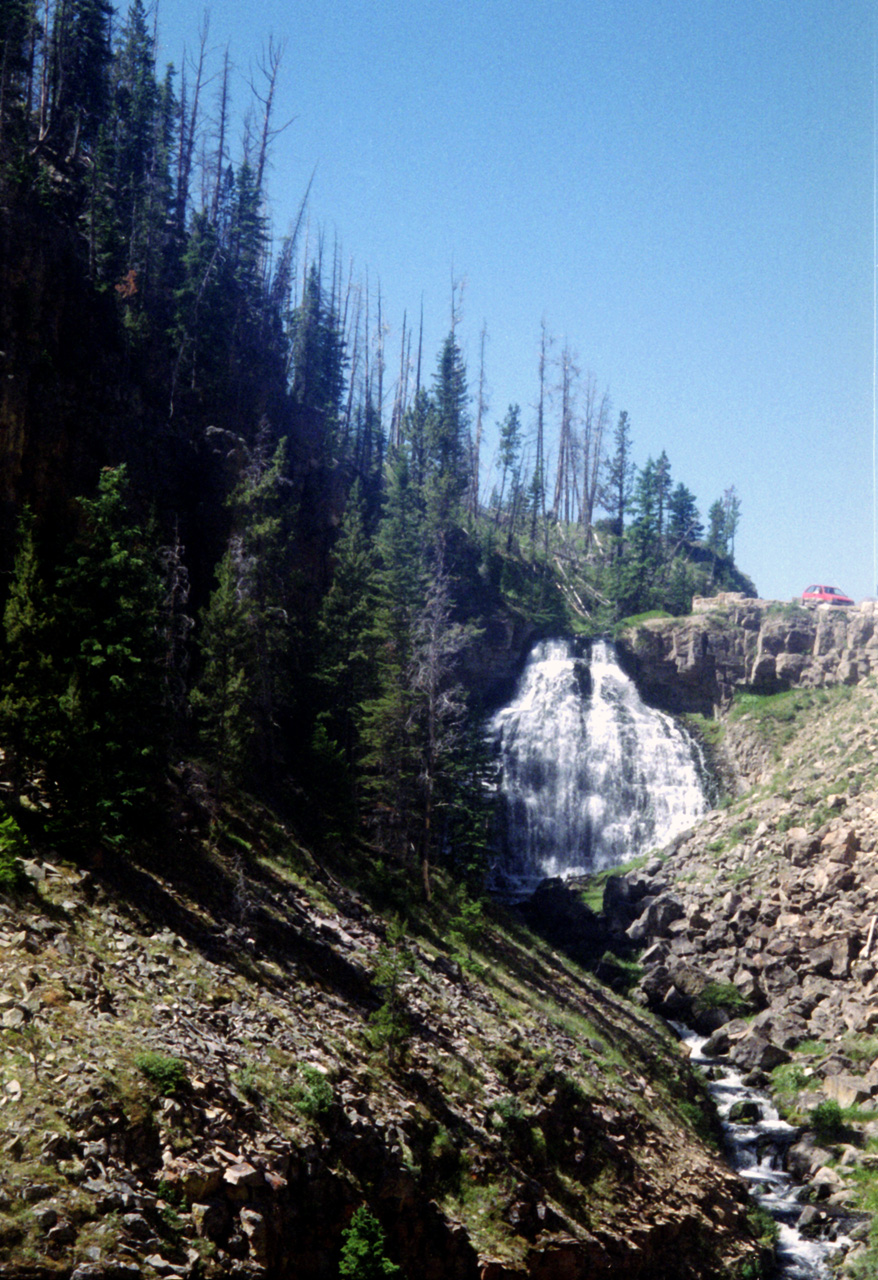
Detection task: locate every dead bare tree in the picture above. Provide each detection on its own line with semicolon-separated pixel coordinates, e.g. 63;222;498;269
176;14;210;235
531;320;552;545
209;45;231;222
579;375;611;543
469;321;488;520
248;35;294;199
552;343;580;525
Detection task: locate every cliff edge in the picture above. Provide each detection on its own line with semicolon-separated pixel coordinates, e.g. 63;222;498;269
617;593;878;715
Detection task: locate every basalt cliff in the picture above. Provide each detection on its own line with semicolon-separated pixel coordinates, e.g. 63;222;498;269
617;594;878;715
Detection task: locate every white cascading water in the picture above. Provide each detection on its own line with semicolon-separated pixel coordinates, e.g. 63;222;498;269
488;637;708;894
675;1026;842;1280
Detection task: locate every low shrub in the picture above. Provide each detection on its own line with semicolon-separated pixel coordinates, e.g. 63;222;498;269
294;1064;333;1119
810;1098;844;1143
0;813;27;893
693;981;752;1017
134;1051;188;1096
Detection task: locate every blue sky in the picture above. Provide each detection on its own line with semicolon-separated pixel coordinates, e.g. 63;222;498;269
156;0;875;602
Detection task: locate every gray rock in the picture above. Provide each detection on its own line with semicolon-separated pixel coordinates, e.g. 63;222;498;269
728;1031;791;1072
191;1198;229;1240
626;893;685;943
32;1203;58;1229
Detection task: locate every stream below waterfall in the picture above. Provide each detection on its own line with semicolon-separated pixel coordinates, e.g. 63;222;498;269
675;1026;844;1279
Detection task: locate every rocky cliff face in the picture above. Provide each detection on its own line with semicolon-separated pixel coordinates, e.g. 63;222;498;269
617;593;878;715
594;677;878;1271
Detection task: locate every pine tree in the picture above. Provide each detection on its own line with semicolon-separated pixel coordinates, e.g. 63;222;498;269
110;0;161;277
424;331;469;543
0;0;37;154
0;469;167;847
408;551;471;899
494;403;522;526
314;481;378;770
338;1206;400;1280
668;483;703;543
655;450;672;540
192;436;292;792
723;485;741;561
227;435;293;783
0;509;60;800
49;466;167;843
46;0;114;161
600;410;635;546
707;499;728;556
190;542;254;793
170;211;228;409
359;448;425;861
291;262;347;464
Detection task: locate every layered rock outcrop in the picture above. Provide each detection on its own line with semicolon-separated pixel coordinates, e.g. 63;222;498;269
617;594;878;715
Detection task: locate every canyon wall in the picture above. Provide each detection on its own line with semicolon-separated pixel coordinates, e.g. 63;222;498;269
617;594;878;715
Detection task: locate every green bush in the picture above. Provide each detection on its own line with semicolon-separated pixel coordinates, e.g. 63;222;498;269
294;1064;333;1119
492;1095;525;1130
367;923;412;1063
448;895;486;974
339;1205;400;1279
233;1062;261;1102
134;1051;188;1096
810;1098;844;1142
0;814;27;892
746;1202;779;1249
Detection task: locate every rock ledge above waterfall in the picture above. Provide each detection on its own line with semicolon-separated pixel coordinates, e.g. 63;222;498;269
617;592;878;714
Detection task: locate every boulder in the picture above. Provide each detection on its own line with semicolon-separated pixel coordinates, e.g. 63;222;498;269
728;1031;791;1072
240;1207;269;1262
191;1199;230;1241
788;1137;835;1181
749;1009;810;1050
626;893;685;943
823;1075;874;1109
728;1100;762;1124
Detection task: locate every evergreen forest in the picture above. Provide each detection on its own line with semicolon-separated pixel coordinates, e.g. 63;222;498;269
0;1;755;885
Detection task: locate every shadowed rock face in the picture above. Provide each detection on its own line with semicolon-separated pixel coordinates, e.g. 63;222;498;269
616;594;878;715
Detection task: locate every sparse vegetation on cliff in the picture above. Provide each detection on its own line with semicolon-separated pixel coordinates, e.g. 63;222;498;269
0;784;770;1278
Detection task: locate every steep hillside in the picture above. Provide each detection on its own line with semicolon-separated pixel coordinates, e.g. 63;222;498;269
600;677;878;1276
0;776;769;1280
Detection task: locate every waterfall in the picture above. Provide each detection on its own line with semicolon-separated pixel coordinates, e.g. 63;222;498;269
489;637;708;894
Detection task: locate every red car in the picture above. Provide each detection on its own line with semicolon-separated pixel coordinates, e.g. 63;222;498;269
801;584;855;607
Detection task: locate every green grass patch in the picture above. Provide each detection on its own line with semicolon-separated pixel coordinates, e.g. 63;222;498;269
693;982;752;1017
728;686;856;757
616;610;673;629
579;855;651;913
683;712;724;749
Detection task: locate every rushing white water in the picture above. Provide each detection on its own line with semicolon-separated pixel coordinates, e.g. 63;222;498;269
489;637;708;893
676;1026;846;1280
